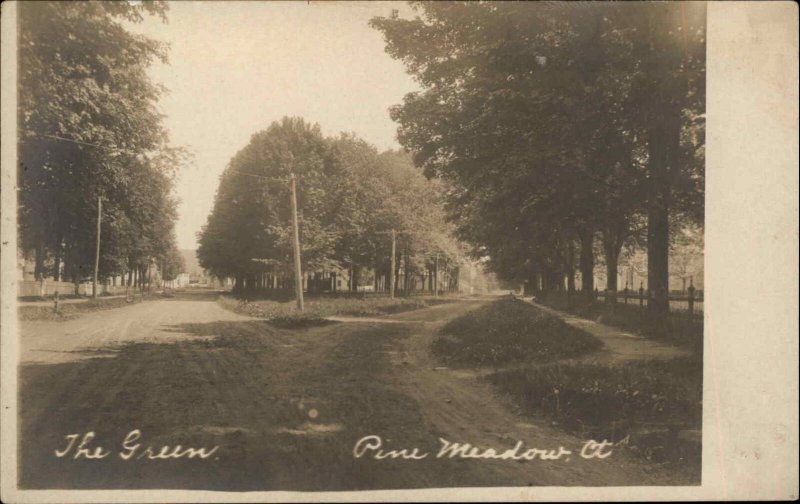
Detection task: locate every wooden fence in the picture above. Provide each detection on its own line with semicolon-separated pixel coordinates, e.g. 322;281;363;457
595;287;704;315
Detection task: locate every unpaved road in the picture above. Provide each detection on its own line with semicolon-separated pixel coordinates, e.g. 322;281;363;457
20;291;253;364
18;292;693;490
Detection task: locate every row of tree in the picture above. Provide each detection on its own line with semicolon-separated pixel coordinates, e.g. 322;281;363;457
197;117;461;294
371;2;705;321
18;1;185;290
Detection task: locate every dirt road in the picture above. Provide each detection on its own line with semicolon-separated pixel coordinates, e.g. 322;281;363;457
20;291;253;364
18;292;692;490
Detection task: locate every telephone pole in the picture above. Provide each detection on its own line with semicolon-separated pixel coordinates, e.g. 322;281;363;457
92;196;102;299
377;229;412;299
434;252;439;297
289;173;304;312
389;229;396;298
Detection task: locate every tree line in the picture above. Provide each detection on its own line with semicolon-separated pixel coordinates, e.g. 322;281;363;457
371;2;705;323
18;1;185;291
197;117;461;295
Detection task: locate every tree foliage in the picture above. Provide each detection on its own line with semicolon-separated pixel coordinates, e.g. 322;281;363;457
371;2;705;315
197;118;460;293
18;1;184;288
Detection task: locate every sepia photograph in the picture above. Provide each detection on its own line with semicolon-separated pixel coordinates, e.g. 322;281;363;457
0;0;796;502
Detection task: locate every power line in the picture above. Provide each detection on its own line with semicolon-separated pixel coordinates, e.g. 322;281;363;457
224;169;291;183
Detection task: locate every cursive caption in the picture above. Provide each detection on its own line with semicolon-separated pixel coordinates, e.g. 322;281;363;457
353;435;613;462
55;430;219;461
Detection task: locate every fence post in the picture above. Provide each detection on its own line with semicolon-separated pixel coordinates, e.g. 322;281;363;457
687;279;696;316
53;291;59;314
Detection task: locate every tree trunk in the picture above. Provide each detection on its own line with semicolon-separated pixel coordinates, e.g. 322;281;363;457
70;261;79;296
643;4;685;326
578;226;595;304
34;238;45;281
566;242;576;308
53;239;62;281
646;113;679;322
524;271;537;296
604;242;620;308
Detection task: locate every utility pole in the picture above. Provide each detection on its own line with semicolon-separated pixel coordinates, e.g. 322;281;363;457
389;229;396;299
289;173;304;312
377;228;410;299
434;252;439;297
92;196;102;299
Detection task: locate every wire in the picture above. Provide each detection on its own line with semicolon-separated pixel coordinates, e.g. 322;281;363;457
224;169;290;183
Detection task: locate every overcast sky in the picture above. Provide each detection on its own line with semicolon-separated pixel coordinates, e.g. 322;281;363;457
129;1;418;250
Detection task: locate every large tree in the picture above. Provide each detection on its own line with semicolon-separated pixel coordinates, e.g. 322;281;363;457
371;2;705;320
198;118;460;295
18;1;183;289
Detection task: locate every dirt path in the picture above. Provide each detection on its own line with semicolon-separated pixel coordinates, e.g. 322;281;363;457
528;300;690;363
379;300;690;486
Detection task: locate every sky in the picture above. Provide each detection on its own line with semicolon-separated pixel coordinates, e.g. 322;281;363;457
128;1;419;250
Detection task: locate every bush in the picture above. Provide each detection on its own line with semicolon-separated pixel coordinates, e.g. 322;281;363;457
431;298;603;367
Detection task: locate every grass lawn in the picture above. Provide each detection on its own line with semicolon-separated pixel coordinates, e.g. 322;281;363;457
489;356;702;473
432;296;702;475
18;293;159;321
218;294;454;327
431;297;603;367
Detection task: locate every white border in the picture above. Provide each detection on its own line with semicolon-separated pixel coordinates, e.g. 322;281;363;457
2;1;798;501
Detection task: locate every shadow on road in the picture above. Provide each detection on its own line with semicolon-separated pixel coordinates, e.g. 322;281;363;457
17;318;498;491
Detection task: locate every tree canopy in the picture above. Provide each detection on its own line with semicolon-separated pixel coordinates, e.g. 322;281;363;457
197;118;460;293
371;2;705;317
18;1;185;288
